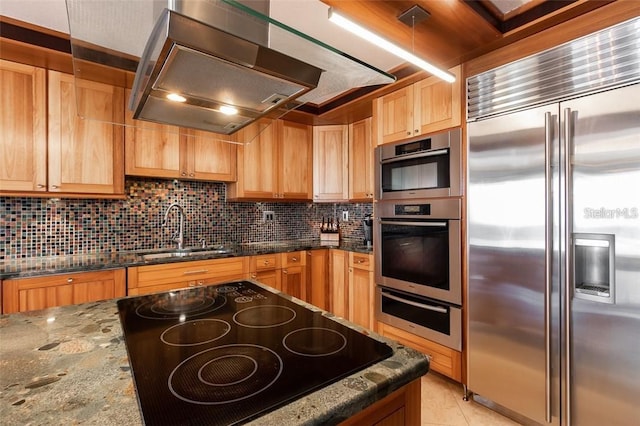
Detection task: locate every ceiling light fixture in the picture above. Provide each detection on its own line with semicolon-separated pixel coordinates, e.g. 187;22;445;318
328;8;455;83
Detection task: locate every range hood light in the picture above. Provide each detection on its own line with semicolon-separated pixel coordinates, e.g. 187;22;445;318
219;105;239;116
166;93;187;103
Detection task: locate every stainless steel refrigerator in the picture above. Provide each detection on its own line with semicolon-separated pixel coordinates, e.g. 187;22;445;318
466;18;640;426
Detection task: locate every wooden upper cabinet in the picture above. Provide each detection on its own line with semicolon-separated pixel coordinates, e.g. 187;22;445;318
348;117;374;201
277;120;312;200
373;65;462;145
125;90;236;182
228;118;277;199
313;124;348;202
228;119;312;200
48;70;125;195
124;91;182;178
181;129;237;182
0;60;47;193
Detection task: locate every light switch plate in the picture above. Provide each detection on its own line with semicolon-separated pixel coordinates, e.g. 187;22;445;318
342;211;349;221
263;211;275;221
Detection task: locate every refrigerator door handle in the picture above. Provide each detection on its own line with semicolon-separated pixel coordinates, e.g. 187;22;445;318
563;107;574;426
544;111;553;423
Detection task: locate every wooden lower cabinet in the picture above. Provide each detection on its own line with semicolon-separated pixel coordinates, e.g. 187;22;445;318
281;251;306;300
2;269;126;314
306;249;329;309
249;253;282;291
127;257;248;296
348;252;374;330
248;251;306;300
339;379;421;426
330;249;349;318
378;321;462;382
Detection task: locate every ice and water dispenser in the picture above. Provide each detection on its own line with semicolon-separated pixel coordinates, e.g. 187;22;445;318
573;233;615;303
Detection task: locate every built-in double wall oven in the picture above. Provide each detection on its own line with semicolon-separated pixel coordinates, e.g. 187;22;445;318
374;129;463;351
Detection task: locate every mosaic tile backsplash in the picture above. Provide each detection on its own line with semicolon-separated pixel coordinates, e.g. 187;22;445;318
1;178;373;259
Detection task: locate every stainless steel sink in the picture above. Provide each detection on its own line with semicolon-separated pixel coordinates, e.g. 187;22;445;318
138;247;234;261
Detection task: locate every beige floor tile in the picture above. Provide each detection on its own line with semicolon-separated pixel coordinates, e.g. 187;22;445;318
421;373;522;426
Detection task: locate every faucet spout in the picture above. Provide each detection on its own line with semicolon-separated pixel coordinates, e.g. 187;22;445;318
163;203;186;249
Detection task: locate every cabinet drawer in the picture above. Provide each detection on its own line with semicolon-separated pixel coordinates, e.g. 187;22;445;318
128;257;248;290
251;254;281;272
281;251;306;268
2;269;126;314
349;252;372;270
377;321;462;382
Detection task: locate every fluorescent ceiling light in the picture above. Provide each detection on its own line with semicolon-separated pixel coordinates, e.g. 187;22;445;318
328;8;455;83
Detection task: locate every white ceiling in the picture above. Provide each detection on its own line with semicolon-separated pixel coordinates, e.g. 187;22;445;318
0;0;404;72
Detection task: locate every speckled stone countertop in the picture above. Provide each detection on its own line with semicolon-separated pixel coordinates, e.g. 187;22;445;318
0;282;428;425
0;239;373;279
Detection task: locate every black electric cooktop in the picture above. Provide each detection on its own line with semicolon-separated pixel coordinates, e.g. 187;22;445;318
117;281;392;425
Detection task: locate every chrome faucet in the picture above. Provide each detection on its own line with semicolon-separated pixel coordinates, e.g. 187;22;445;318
162;203;186;250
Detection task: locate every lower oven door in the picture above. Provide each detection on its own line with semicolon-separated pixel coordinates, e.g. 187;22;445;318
376;286;461;351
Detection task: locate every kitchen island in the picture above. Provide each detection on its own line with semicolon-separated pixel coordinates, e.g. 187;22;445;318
0;280;428;425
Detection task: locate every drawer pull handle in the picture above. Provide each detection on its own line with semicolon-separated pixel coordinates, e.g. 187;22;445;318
283;270;288;274
291;257;298;262
357;259;366;264
264;260;270;265
67;278;73;283
183;269;208;275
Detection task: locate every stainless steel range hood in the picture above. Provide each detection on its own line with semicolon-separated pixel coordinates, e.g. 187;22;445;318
64;0;396;141
129;8;323;134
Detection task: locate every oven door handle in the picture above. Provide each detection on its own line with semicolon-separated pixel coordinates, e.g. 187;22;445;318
380;149;449;164
379;220;447;227
381;291;448;313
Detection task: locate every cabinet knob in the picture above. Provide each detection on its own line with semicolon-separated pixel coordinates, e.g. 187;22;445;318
357;259;366;264
283;269;288;274
181;172;187;176
67;278;73;283
291;257;298;262
406;131;411;135
251;274;257;279
189;173;195;177
37;184;46;188
349;268;353;272
264;260;270;265
415;129;419;133
51;185;59;189
307;252;311;256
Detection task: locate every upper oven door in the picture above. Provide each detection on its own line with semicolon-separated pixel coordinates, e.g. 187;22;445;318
376;128;461;199
375;199;461;305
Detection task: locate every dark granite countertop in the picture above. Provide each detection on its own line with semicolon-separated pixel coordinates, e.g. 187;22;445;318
0;281;428;425
0;239;373;280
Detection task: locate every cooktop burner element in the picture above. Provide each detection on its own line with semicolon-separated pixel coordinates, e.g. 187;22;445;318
233;305;297;328
118;281;392;425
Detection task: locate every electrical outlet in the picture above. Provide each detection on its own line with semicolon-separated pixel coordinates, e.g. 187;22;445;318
342;210;349;221
263;211;275;221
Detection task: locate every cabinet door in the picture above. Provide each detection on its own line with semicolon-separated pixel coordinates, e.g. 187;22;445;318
0;60;47;193
181;129;237;181
252;270;282;291
278;120;312;200
348;117;374;201
373;86;413;145
313;125;348;202
124;89;181;179
48;71;124;194
281;265;306;300
228;119;277;199
413;65;461;135
329;250;349;318
2;269;126;314
306;249;329;309
349;266;374;330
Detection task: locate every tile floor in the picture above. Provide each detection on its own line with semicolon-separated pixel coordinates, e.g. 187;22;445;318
421;373;521;426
